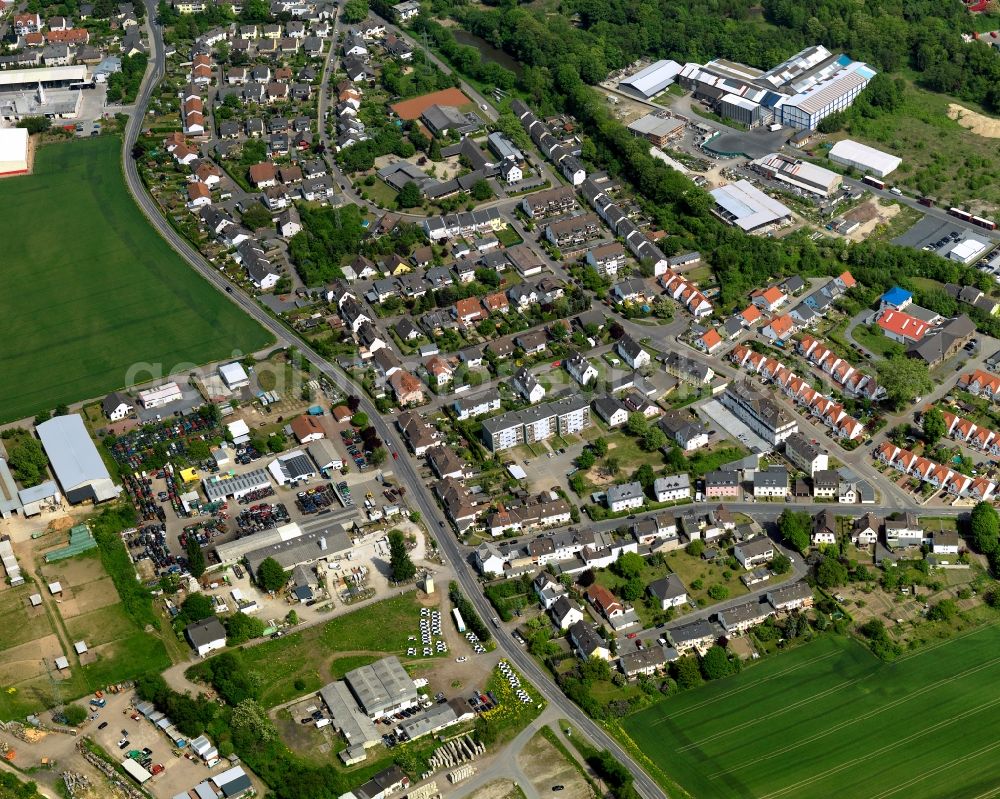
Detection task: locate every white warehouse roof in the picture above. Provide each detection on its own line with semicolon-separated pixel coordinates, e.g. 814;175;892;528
619;60;682;98
710;179;792;232
949;237;989;264
0;65;86;88
828;139;901;177
0;127;28;176
36;415;120;503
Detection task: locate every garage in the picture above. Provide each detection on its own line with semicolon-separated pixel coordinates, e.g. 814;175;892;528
0;127;28;176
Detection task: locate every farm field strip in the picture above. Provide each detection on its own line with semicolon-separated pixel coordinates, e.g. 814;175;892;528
698;648;1000;765
0;137;271;422
652;648;842;724
623;627;1000;799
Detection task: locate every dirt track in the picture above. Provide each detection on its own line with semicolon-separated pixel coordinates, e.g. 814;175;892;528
517;732;594;799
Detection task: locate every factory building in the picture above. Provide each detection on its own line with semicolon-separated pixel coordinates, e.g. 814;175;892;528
618;59;682;99
627;113;686;146
36;415;121;505
750;153;842;197
678;46;874;130
710;180;792;233
828;139;901;178
344;657;418;718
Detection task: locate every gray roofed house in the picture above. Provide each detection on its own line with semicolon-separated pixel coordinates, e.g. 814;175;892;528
717;600;773;633
606;481;645;511
101;391;133;420
567;619;609;660
377;160;429;191
592;395;628;426
422;104;478;137
753;465;789;494
647;574;688;609
906;314;976;366
619;645;674;678
668;619;718;651
185;617;226;657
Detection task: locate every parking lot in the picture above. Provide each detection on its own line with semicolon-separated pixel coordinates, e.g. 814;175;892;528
86;691;223;798
698;398;772;454
892;215;991;261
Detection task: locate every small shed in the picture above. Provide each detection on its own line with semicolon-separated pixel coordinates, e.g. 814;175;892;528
74;641;88;655
29;594;42;607
54;656;69;670
48;581;62;595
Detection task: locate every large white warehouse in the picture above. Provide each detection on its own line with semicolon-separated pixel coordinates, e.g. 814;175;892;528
828;139;901;178
36;415;121;504
0;127;28;176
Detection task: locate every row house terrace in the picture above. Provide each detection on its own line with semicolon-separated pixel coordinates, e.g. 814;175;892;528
938;408;1000;459
659;272;712;319
958;369;1000;400
874;442;995;501
797;335;885;400
179;85;205;136
730;345;865;440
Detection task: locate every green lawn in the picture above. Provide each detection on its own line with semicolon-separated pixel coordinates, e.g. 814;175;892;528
0;137;271;422
232;592;430;707
662;549;749;607
622;627;1000;799
850;323;904;358
495;225;524;247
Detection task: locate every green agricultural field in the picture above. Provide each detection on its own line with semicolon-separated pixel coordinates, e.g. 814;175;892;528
622;627;1000;799
0;137;271;423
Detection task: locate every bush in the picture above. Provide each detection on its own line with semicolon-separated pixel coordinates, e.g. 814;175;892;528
707;585;729;600
63;704;88;726
449;582;491;642
91;504;159;629
225;612;266;645
927;599;958;621
700;645;738;681
351;412;369;428
858;618;901;661
256;557;288;593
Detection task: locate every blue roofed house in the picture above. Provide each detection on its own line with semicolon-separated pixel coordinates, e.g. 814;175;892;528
880;286;913;311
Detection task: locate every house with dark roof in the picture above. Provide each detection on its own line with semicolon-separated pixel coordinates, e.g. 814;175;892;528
648;574;687;610
101;392;133;421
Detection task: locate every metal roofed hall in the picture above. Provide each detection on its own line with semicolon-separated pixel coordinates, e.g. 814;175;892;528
345;656;418;717
710;180;792;232
627;114;685;140
828;139;901;178
35;415;120;503
202;468;271;502
618;59;682;98
244;526;352;577
318;681;380;746
215;521;303;565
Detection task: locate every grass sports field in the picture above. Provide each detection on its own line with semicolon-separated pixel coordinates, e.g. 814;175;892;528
623;627;1000;799
0;137;271;423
